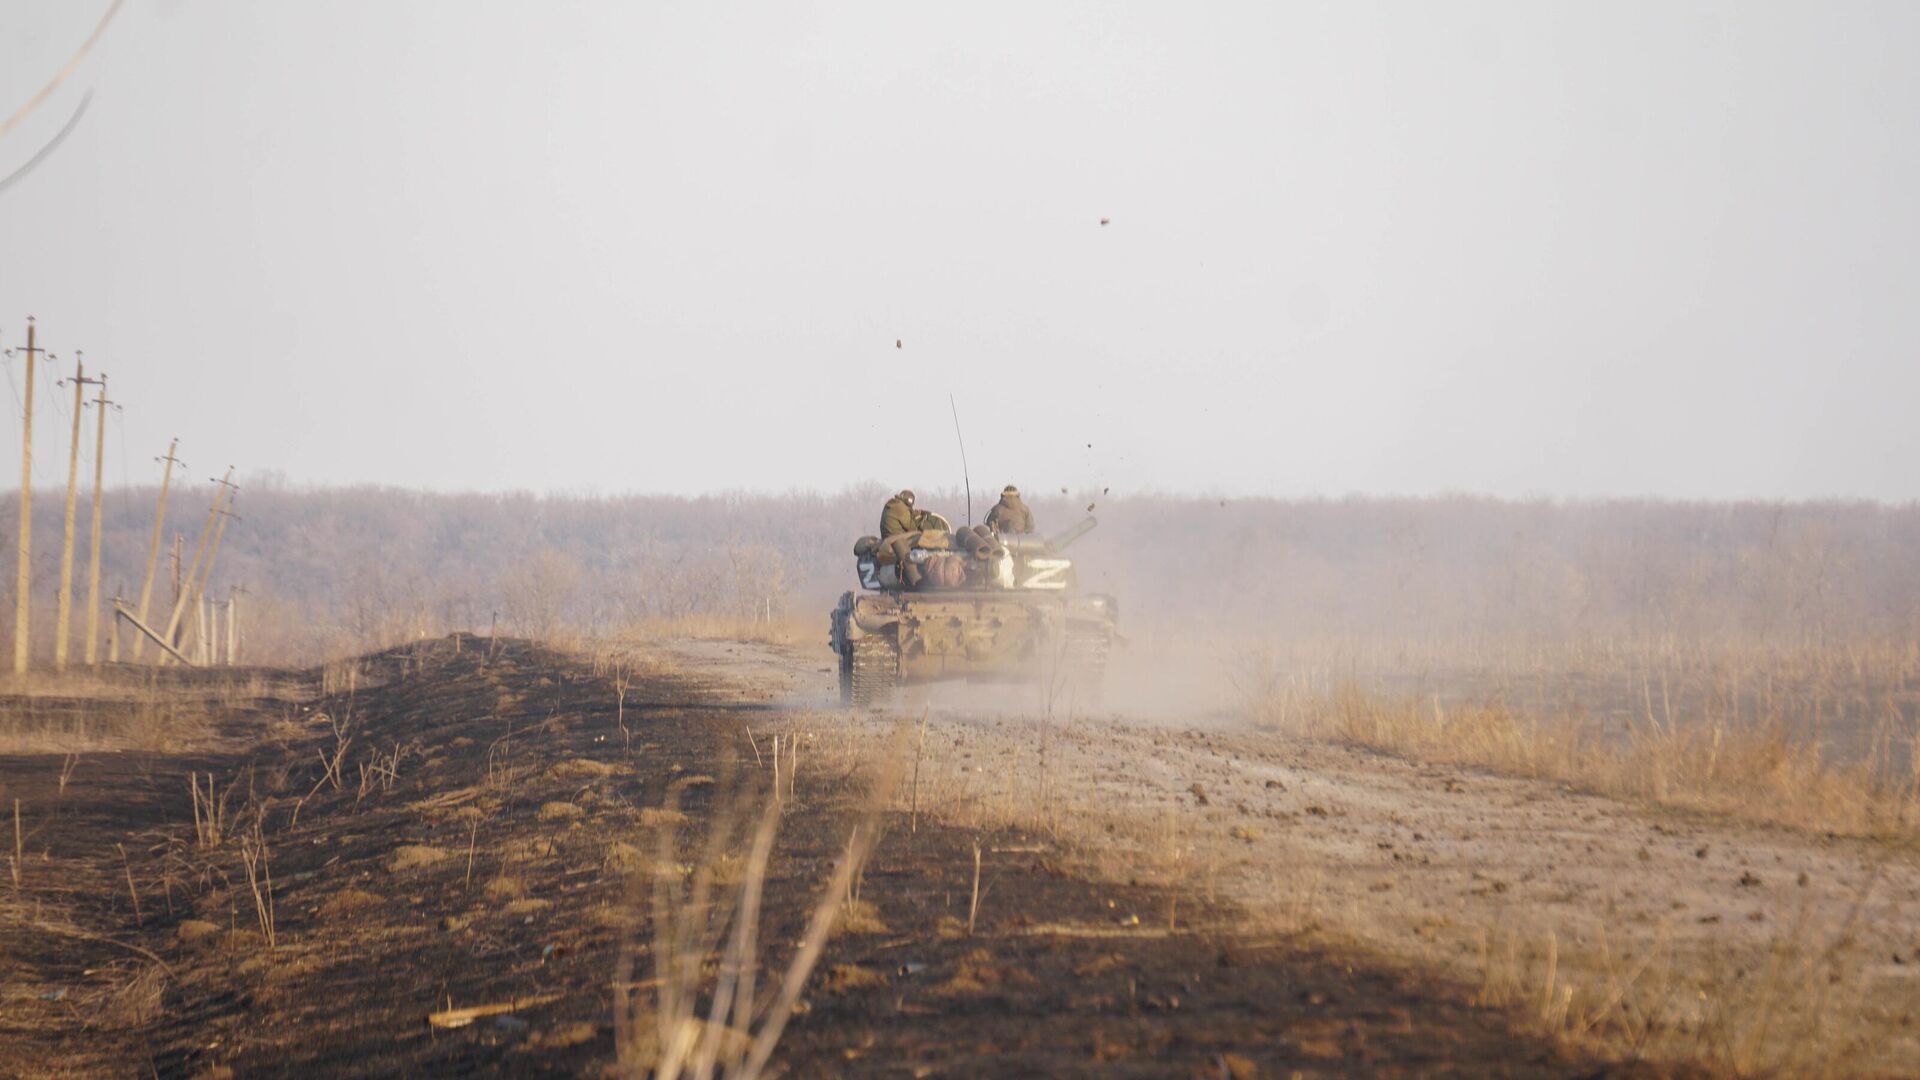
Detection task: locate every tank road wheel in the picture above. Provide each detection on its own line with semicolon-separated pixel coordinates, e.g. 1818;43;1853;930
849;636;900;708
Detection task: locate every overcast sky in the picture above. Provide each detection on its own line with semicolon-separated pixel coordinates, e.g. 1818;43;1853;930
1;2;1914;500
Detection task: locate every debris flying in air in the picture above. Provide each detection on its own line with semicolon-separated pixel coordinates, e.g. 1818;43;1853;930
895;340;902;349
1099;217;1111;226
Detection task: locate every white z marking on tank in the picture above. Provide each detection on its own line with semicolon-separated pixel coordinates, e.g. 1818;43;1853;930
1020;559;1071;589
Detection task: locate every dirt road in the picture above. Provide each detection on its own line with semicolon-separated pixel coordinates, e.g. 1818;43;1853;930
673;639;1920;1075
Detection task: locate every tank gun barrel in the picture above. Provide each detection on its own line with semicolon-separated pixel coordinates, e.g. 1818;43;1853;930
1046;516;1097;552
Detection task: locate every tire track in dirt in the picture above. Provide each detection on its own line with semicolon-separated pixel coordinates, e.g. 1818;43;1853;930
714;640;1920;1075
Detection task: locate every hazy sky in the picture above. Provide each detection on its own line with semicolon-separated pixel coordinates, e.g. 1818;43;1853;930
1;2;1915;500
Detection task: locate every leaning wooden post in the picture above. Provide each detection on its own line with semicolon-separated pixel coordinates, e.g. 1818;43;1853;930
182;499;234;658
159;471;230;664
130;440;179;662
114;601;195;666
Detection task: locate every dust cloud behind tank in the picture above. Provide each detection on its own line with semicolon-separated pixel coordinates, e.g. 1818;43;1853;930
829;513;1117;707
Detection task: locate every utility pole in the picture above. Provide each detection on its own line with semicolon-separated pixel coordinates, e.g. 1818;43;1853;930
130;440;181;662
107;583;122;663
54;355;103;673
83;376;114;668
183;500;236;657
10;318;47;675
160;472;232;663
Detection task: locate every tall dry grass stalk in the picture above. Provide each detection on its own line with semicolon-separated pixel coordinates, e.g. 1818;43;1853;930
117;842;142;927
189;771;231;848
238;816;277;949
618;728;907;1079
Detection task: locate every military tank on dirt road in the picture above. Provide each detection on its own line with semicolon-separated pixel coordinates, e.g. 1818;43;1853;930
829;514;1117;707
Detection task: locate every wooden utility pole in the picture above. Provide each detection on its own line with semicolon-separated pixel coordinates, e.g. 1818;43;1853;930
130;440;180;662
54;355;102;673
107;582;122;663
112;600;194;666
182;501;236;657
83;376;113;667
11;318;45;675
226;591;238;665
160;472;231;663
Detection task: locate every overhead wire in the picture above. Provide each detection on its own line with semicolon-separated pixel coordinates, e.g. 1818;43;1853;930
46;366;70;420
113;405;131;495
1;350;19;447
0;0;127;140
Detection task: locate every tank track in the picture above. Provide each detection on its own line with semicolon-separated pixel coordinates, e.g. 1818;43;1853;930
848;636;899;707
831;603;854;704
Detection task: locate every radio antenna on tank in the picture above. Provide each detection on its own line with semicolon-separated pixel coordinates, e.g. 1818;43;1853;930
949;393;973;526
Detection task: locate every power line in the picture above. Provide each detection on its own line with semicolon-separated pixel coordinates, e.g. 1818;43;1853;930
46;372;70;419
113;405;132;500
2;353;23;415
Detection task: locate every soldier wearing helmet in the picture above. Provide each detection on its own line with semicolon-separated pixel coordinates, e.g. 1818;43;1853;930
880;490;918;538
985;485;1035;535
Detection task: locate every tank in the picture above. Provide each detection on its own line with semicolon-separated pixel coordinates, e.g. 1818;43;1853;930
829;516;1118;707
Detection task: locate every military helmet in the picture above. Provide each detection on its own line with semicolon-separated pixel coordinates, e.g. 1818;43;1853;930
898;489;915;505
1002;485;1019;496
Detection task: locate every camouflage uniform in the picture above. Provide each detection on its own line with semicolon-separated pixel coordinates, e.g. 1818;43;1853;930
879;531;925;587
986;487;1035;535
880;491;917;538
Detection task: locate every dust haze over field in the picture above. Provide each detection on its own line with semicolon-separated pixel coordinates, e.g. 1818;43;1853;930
3;2;1920;1078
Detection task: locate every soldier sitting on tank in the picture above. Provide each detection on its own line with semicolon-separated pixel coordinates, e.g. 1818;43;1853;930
873;492;920;587
985;485;1036;535
880;489;917;538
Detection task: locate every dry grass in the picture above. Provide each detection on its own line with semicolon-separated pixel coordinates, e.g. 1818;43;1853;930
0;674;224;754
1465;890;1892;1078
617;727;908;1079
1263;685;1920;840
614;613;815;647
1226;642;1920;1074
836;654;1916;1076
548;616;809;664
387;844;450;872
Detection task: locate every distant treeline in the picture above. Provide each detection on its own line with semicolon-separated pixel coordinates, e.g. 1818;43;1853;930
1;483;1915;663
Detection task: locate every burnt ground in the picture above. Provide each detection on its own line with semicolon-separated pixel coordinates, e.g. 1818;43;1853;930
1;638;1691;1078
